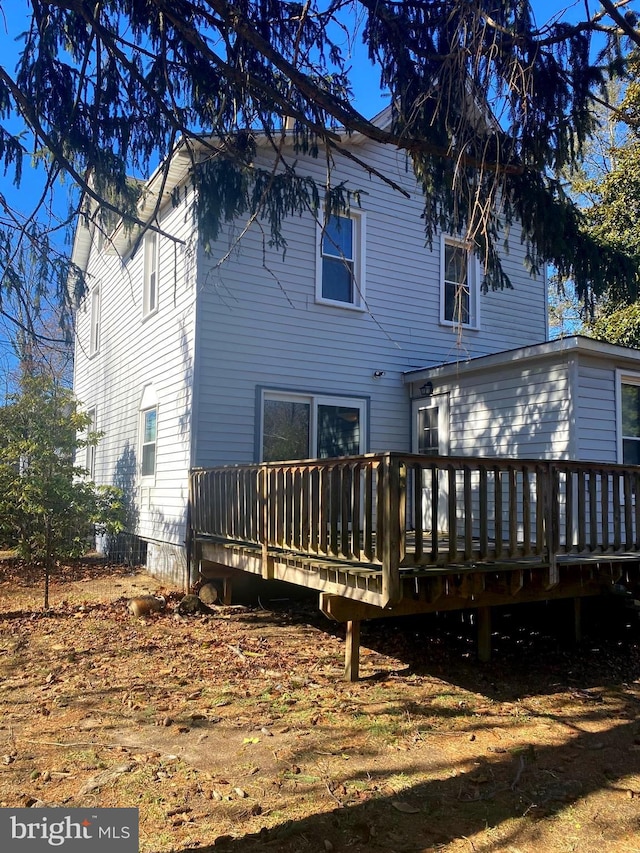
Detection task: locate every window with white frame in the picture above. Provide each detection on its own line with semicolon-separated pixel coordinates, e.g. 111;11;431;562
89;286;100;356
620;377;640;464
143;231;159;317
261;391;366;462
412;395;450;456
86;407;97;479
141;406;157;476
440;236;478;328
316;212;365;307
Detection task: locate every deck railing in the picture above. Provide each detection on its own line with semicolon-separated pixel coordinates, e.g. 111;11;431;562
189;453;640;605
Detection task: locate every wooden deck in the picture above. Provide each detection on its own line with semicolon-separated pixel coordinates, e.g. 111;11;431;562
188;453;640;678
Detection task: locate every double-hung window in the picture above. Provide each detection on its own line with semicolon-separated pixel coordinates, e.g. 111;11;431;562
143;231;159;317
141;406;157;476
440;236;479;328
89;286;100;356
261;391;366;462
316;212;365;308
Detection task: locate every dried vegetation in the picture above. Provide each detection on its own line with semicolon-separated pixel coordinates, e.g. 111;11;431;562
1;558;640;852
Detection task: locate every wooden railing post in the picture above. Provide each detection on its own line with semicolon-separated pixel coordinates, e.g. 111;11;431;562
259;464;273;580
381;454;403;606
547;462;559;588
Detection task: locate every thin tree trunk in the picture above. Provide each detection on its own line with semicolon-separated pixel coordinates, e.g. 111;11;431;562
44;518;51;610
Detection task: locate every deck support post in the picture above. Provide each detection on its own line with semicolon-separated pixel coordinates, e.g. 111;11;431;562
573;597;582;644
223;577;232;606
477;606;492;663
344;620;361;682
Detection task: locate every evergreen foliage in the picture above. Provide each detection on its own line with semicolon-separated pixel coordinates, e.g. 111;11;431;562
2;0;640;320
0;373;124;607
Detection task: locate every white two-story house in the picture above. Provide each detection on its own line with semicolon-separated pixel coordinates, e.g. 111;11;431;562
73;119;640;587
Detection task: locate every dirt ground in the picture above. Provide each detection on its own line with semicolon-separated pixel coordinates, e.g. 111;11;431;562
0;559;639;853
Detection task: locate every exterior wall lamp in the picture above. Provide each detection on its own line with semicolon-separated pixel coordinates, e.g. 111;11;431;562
419;381;434;397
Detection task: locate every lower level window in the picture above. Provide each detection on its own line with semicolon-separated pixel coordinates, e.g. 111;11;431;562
141;407;157;476
417;406;440;455
622;382;640;463
261;392;366;462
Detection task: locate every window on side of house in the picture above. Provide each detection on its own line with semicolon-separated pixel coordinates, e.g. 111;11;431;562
316;212;365;308
261;392;366;462
89;286;100;356
141;406;157;476
440;236;478;328
143;231;159;317
86;407;97;479
621;381;640;464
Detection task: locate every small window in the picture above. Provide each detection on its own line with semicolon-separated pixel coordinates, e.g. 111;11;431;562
316;212;365;308
89;286;100;356
440;236;478;328
143;231;159;317
417;407;440;455
261;392;366;462
412;396;449;456
141;407;157;476
86;407;97;479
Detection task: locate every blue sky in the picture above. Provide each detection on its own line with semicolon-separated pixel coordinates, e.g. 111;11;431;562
0;0;596;221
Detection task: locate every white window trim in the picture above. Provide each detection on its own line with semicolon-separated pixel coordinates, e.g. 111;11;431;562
439;234;480;330
143;230;159;319
89;286;100;356
140;406;158;479
616;369;640;464
260;389;367;461
315;211;366;310
139;385;159;481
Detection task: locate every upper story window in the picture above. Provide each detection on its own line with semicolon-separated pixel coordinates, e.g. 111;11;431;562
89;286;100;356
440;236;479;329
143;231;159;318
141;406;157;477
316;212;365;308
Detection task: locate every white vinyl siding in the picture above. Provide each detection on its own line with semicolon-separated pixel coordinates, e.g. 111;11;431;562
73;189;196;549
576;365;617;463
193;140;545;468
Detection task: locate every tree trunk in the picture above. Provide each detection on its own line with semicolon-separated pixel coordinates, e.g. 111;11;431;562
44;517;52;610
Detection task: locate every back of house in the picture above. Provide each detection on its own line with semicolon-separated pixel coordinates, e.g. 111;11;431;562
72;129;548;581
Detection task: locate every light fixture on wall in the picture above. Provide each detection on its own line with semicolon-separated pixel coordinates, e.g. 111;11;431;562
373;370;386;378
420;381;433;397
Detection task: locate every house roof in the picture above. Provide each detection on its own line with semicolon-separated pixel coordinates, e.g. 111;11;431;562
71;106;396;271
403;335;640;386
